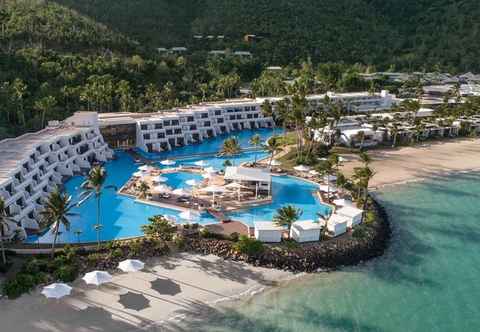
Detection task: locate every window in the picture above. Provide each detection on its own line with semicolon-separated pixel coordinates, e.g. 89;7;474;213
215;110;221;116
172;120;179;125
143;134;151;140
155;123;162;129
158;133;165;139
141;124;148;130
164;120;171;126
166;129;173;135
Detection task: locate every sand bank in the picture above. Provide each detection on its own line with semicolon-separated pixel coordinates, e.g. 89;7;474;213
340;138;480;188
0;253;294;332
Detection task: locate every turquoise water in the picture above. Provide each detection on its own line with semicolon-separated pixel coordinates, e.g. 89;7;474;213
28;128;329;243
187;173;480;332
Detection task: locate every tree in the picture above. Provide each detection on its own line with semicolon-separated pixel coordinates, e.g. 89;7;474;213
137;181;150;199
141;215;177;240
316;160;335;200
0;198;16;264
265;136;283;167
34;96;56;128
273;205;303;238
221;137;241;164
249;134;262;165
80;166;116;248
352;165;376;221
40;188;77;258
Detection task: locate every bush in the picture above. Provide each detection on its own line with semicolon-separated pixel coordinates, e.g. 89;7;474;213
111;247;124;259
230;232;240;242
2;273;37;299
173;234;186;250
23;258;48;274
364;211;376;224
54;265;78;282
352;226;368;239
87;253;103;265
142;215;177;240
233;236;264;256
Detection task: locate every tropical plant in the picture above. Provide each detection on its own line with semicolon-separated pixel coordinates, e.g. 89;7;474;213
40;188;77;258
141;215;177;241
273;205;303;238
221;137;241;164
80;166;117;248
0;198;16;264
137;181;150;199
232;235;264;256
249;134;262;165
265;136;283;167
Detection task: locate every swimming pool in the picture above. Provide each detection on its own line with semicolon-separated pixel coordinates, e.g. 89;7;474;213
27;128;330;243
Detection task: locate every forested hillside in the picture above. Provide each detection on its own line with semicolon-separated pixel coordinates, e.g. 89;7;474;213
0;0;479;139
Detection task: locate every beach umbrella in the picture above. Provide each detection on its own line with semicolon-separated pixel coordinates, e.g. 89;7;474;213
185;179;200;186
309;170;320;176
160;159;176;166
270;159;282;166
152;175;168;183
319;184;337;193
203;166;217;174
41;283;72;299
201;173;212;179
164;215;178;223
172;188;191;196
179;210;201;221
153;184;172;193
294;165;311;172
200;185;227;206
118;259;145;273
82;271;112;286
138;165;152;172
133;171;145;178
338;156;345;162
194;160;208;167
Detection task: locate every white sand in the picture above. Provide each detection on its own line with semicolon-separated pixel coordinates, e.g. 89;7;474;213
340;138;480;188
0;253;294;332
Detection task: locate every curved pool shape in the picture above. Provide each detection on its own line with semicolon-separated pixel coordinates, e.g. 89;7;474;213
27;128;330;243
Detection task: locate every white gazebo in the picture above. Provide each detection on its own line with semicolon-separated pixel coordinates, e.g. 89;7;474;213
293;165;311;172
152;175;168;183
179;210;201;222
200;185;227;206
337;205;364;227
224;166;272;197
160;159;176;166
224;182;249;201
333;199;354;207
327;214;349;237
254;221;283;243
290;220;323;243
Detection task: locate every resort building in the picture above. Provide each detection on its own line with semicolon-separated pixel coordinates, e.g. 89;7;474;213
0;112;113;234
224;166;272;196
290;220;323;243
327;214;349;237
254;221;283;243
337;206;363;228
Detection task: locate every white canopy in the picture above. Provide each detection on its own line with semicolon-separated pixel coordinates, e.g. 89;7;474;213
333;199;354;207
179;210;201;221
203;166;217;174
201;173;212;179
309;170;320;176
138;165;152;172
133;171;146;178
172;188;191;196
224;166;271;183
185;179;200;186
152;175;168;183
224;182;249;190
324;175;337;182
82;271;113;286
194;160;208;167
160;159;176;166
164;215;178;223
118;259;145;272
270;159;282;166
200;185;227;193
319;184;337;192
41;283;72;299
294;165;311;172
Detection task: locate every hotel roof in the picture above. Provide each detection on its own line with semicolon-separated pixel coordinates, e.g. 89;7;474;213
224;166;271;183
0;126;82;182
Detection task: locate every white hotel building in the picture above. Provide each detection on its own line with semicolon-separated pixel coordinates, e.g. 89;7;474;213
0;112;113;237
0;91;395;239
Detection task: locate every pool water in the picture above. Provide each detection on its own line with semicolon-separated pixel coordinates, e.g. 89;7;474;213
28;128;330;243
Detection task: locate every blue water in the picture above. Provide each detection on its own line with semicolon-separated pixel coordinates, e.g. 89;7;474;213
185;173;480;332
28;128;329;243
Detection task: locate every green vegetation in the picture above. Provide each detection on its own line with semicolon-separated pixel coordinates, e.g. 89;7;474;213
142;215;177;241
273;205;303;238
233;235;264;256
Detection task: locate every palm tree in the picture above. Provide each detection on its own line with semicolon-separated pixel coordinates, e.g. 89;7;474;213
265;136;283;168
34;95;57;129
80;166;116;248
390;124;399;147
352;166;376;221
221;137;241;165
137;181;150;199
316;160;335;200
249;134;262;165
0;198;16;264
273;205;303;238
40;188;77;258
359;151;371;165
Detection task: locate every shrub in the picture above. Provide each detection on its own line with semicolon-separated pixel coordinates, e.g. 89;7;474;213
2;273;37;299
364;211;376;224
87;253;103;265
352;226;368;239
54;265;78;282
229;232;240;242
23;258;48;274
127;240;142;257
233;235;264;256
111;248;124;259
173;234;186;250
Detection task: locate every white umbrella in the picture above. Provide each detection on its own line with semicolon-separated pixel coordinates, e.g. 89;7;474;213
41;283;72;299
225;182;249;201
179;210;201;221
194;160;208;167
164;215;178;223
118;259;145;272
201;185;227;206
203;167;217;174
153;184;172;193
338;156;345;162
270;159;282;166
160;159;176;166
133;171;145;178
201;173;212;179
82;271;112;286
294;165;311;172
319;184;337;193
138;165;152;172
324;174;337;182
185;179;200;186
152;175;168;183
173;188;191;196
309;170;320;176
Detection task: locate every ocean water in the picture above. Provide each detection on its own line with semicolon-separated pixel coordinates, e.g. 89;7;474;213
187;172;480;332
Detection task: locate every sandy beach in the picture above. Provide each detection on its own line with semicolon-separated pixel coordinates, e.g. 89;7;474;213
340;138;480;188
0;253;295;332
